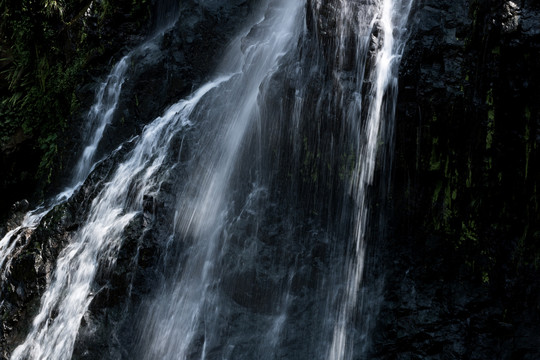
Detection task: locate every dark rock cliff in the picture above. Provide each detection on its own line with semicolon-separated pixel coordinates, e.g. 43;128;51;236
372;0;540;358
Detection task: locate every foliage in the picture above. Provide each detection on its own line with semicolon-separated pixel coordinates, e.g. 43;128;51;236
0;0;91;183
0;0;151;190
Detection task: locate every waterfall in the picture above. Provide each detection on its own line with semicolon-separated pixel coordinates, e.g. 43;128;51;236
9;79;222;360
4;0;414;358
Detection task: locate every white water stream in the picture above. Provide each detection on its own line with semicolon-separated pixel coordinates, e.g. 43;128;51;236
10;76;224;360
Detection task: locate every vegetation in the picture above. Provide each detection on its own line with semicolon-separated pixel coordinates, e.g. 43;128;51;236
1;0;90;181
0;0;150;206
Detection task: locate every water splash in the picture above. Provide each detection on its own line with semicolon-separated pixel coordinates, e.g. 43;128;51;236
0;208;48;281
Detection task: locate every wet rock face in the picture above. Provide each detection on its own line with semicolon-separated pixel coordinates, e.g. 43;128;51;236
377;0;540;358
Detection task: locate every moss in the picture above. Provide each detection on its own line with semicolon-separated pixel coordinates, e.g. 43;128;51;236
432;181;443;206
525;106;531;121
466;157;472;188
485;156;493;170
486;88;494;106
443;183;452;211
460;220;478;245
487;109;495;122
444;156;451;178
484;88;495;150
481;271;490;284
429;137;440;171
429;151;441;171
486;110;495;150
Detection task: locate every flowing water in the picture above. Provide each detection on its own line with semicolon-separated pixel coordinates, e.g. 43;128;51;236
72;56;130;185
72;0;179;186
5;0;414;358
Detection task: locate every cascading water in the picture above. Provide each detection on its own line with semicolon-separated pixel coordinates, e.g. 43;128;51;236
0;207;48;283
4;0;414;358
0;55;126;286
9;80;217;360
131;0;412;358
